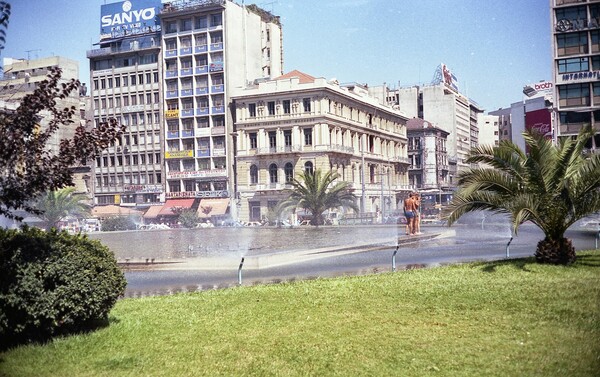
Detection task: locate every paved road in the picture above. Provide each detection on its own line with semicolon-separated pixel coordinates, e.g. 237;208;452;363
122;223;599;297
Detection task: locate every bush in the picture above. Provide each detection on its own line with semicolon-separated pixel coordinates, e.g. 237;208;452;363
0;226;126;348
101;216;137;231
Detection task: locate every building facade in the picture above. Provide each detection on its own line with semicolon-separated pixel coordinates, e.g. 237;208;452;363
159;0;283;220
477;114;500;147
232;71;410;223
87;0;164;208
406;118;450;190
551;0;600;147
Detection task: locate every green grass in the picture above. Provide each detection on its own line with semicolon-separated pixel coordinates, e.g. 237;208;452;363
1;251;599;377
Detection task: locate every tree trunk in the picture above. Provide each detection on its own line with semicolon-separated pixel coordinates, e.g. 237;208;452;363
534;237;576;265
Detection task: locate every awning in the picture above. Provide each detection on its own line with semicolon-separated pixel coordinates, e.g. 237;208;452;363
158;199;196;216
92;205;143;217
197;198;230;218
143;205;164;219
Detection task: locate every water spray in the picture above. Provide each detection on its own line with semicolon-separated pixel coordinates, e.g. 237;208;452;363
392;243;400;272
505;236;513;258
238;257;245;285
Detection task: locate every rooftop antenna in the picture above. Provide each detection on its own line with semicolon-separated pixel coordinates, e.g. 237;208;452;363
25;49;41;60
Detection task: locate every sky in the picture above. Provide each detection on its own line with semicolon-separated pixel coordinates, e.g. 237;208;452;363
2;0;551;112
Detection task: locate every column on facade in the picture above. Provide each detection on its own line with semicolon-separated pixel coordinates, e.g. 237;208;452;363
292;125;301;151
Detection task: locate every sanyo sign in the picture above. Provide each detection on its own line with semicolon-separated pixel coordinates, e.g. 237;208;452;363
100;0;160;35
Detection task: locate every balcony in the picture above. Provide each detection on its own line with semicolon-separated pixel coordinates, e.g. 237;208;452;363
211;126;225;135
213;147;226;156
180;68;193;76
196;87;208;95
181;129;194;138
197;148;211;157
196;107;209;116
167;131;180;139
165;49;177;58
211;84;224;93
166;70;178;78
179;47;192;55
209;62;223;72
256;145;302;155
180;89;193;97
211;105;225;114
210;42;223;51
195;65;208;74
181;109;194;117
195;45;208;53
166;90;178;99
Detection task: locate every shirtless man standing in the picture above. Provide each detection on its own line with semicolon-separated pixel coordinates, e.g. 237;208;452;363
403;193;416;235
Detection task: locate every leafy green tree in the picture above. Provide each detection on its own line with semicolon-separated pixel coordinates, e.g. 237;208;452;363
0;68;124;220
445;125;600;265
101;216;137;232
33;187;90;230
283;169;358;226
178;209;199;228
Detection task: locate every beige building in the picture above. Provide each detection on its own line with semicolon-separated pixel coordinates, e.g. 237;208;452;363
232;70;410;223
406;118;450;190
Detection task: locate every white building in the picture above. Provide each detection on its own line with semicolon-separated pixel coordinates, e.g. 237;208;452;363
160;0;283;220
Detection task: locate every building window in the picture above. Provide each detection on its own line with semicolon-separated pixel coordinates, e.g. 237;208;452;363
267;101;275;115
181;18;192;31
195;16;207;29
557;57;589;74
556;32;588;56
283;100;291;114
269;163;278;184
304;161;314;175
284;130;292;147
166;21;177;33
249;132;257;149
269;131;277;149
303;98;311;112
250;164;258;184
211;13;222;27
304;128;313;146
558;83;590;107
249;103;256;117
284;162;294;183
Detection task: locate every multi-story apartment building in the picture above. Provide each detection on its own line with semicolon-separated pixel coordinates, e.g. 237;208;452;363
232;70;410;223
88;0;164;208
159;0;283;220
0;56;82;153
477;114;500;147
551;0;600;147
0;56;92;196
406;118;450;190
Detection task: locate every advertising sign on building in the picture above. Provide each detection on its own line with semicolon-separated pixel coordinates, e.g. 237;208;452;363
441;63;459;92
165;150;194;159
525;108;552;138
100;0;161;40
523;81;553;98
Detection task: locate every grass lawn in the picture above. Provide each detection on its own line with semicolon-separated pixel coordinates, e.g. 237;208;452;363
1;251;599;377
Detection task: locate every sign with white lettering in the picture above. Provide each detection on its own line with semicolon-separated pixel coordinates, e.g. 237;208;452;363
100;0;161;40
165;191;229;199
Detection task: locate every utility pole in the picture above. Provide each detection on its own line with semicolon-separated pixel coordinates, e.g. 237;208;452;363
25;49;41;60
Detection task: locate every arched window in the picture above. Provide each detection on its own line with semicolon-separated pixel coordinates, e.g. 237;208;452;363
269;163;278;184
284;162;294;183
250;164;258;184
304;161;314;175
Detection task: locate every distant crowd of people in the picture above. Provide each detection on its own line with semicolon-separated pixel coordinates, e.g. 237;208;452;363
403;192;422;235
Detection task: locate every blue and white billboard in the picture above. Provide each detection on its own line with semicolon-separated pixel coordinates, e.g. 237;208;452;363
100;0;161;40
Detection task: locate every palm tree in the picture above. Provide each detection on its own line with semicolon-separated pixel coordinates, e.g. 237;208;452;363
283;169;359;226
34;187;90;230
445;125;600;265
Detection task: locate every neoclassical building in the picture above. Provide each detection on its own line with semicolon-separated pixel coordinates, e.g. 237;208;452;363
232;70;411;223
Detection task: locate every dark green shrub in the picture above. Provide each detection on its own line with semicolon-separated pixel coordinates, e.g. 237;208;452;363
101;216;137;231
0;226;126;348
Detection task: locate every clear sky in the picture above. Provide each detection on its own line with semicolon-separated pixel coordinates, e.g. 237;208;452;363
2;0;551;112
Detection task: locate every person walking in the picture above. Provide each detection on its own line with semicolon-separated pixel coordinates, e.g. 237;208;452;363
413;192;422;235
403;193;416;235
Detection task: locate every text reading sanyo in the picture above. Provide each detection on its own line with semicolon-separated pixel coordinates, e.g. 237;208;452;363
102;1;156;27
